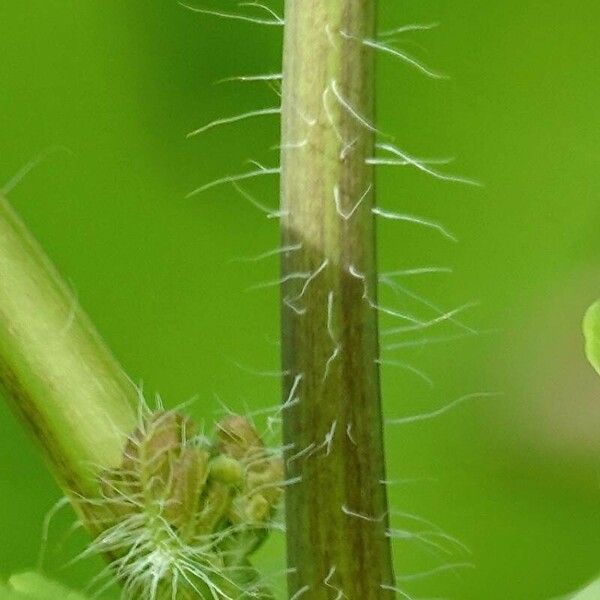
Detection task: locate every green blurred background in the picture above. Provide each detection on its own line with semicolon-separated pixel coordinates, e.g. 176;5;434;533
1;1;599;598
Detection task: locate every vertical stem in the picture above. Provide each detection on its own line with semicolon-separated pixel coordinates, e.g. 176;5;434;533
280;2;395;599
0;194;138;510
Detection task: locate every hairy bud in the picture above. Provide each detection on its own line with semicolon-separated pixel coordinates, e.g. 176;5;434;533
94;410;281;599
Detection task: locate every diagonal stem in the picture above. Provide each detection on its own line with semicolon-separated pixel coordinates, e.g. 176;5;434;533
0;194;138;521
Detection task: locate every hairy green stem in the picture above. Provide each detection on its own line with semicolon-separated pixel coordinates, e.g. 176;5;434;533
0;194;138;512
279;2;395;598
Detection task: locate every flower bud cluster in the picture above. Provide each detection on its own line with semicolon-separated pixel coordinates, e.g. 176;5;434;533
95;410;282;599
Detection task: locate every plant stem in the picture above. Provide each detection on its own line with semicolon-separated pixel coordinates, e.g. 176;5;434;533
279;2;395;598
0;195;282;598
0;194;138;511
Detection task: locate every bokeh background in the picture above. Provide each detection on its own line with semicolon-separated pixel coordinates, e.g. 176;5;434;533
1;1;599;598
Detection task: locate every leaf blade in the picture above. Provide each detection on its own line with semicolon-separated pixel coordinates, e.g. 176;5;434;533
5;573;89;600
583;300;600;375
571;577;600;600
